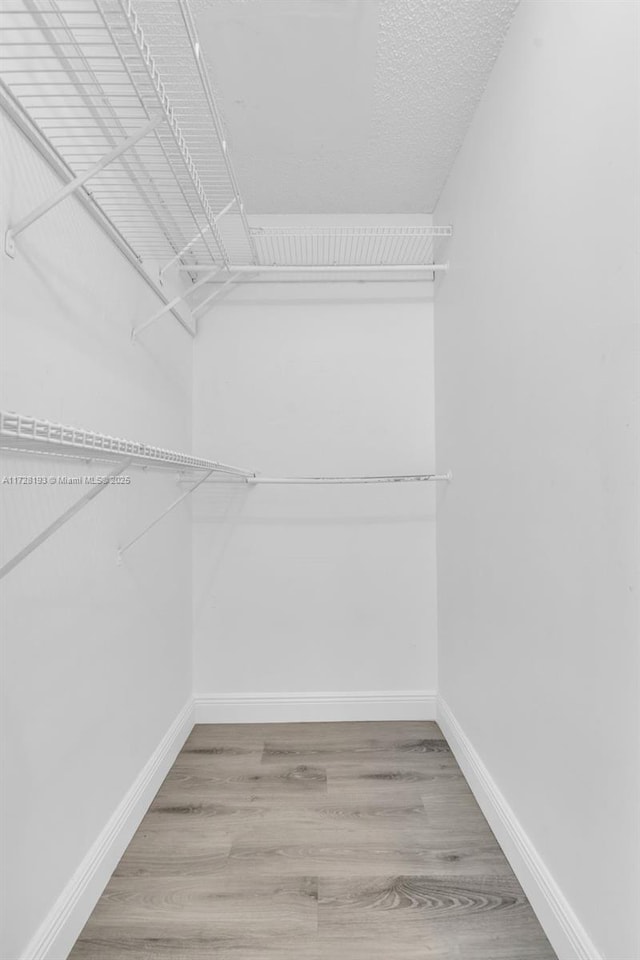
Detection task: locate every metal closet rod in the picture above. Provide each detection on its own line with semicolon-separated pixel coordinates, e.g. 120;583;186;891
248;474;451;484
178;263;449;275
190;472;452;485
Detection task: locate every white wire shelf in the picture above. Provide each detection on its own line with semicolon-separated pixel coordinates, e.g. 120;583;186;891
128;0;257;266
0;408;254;578
1;0;452;310
0;411;254;476
250;225;452;269
0;0;255;269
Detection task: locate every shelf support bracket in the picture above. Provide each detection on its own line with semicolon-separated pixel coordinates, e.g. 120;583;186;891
159;198;237;282
132;265;224;340
5;114;163;257
117;467;216;561
191;271;244;321
0;459;132;580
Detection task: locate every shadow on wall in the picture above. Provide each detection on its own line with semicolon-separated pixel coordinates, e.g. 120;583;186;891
191;479;436;623
192;285;432;320
192;481;251;623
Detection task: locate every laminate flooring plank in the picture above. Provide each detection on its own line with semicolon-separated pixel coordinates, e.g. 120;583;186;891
140;796;440;859
225;809;510;877
186;721;440;749
72;875;317;940
156;763;328;803
326;756;465;806
421;793;500;836
183;723;268;748
69;721;557;960
181;729;264;757
261;724;444;759
145;799;270;828
262;740;452;768
169;749;265;776
314;936;461;959
227;837;513;878
262;720;443;743
319;874;529;928
113;830;230;877
143;797;431;839
70;935;322;960
318;875;557;957
71;935;310;960
327;755;461;781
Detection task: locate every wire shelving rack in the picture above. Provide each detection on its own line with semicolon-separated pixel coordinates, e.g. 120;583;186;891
1;0;452;325
0;409;255;579
250;225;452;269
0;410;254;475
0;0;255;271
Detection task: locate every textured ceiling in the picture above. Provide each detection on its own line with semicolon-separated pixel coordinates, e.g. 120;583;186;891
191;0;519;213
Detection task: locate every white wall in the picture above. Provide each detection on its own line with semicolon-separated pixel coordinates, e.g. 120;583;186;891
192;276;437;714
434;3;639;958
0;115;194;959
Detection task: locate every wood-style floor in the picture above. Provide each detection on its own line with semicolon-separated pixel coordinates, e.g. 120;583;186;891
69;721;557;959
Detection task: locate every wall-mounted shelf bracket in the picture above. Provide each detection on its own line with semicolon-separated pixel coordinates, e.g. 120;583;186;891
192;271;245;320
0;410;257;576
0;459;132;581
159;199;237;283
132;265;224;340
4;114;162;258
117;467;215;562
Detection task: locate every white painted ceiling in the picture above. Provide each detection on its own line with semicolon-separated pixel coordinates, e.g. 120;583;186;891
192;0;518;214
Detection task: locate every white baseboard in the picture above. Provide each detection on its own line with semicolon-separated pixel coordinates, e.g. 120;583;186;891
195;690;437;724
22;699;194;960
437;697;602;960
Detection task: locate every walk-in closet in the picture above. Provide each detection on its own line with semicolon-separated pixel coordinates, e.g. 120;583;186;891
1;2;638;958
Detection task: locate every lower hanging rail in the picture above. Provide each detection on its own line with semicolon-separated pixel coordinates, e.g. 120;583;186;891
246;473;452;484
190;472;453;485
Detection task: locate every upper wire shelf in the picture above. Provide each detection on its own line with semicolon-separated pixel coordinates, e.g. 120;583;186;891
0;0;255;269
251;225;452;268
1;0;452;316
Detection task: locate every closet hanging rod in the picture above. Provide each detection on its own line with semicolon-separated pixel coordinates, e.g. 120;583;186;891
247;474;451;484
192;473;452;485
0;411;255;478
178;264;449;275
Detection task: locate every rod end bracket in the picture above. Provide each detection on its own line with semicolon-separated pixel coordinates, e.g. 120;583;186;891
5;231;16;259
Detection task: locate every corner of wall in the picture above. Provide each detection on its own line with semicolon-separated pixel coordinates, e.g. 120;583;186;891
20;700;195;960
437;696;603;960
